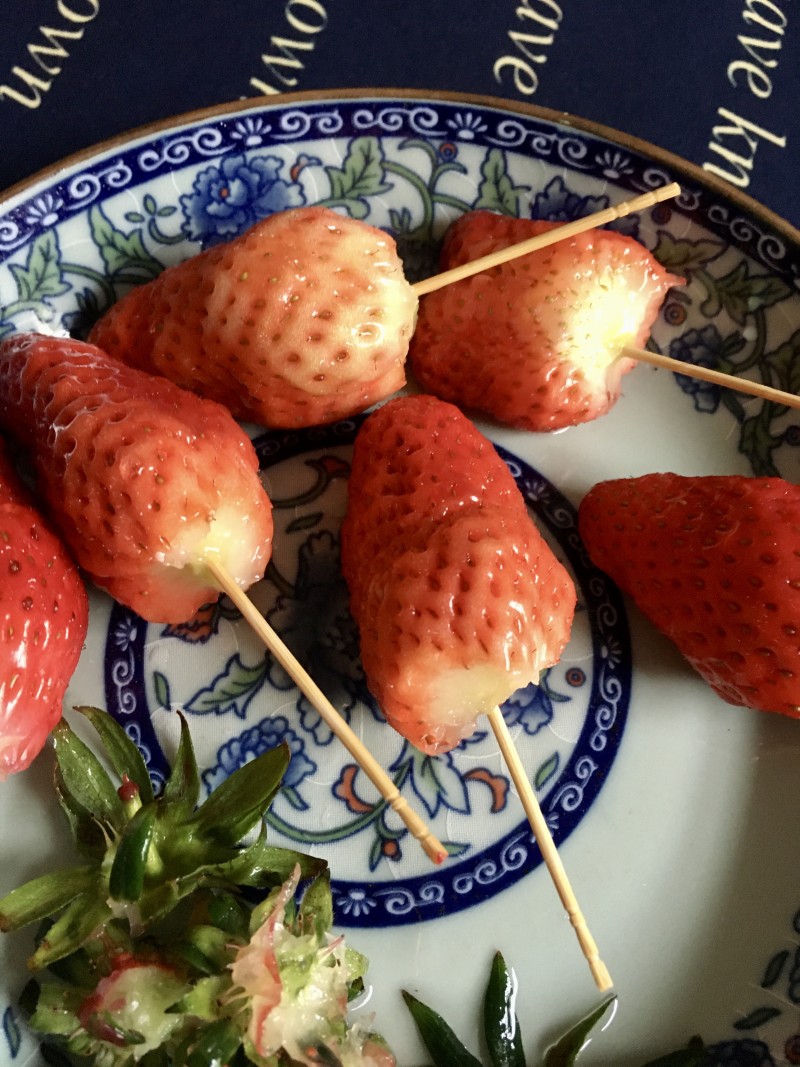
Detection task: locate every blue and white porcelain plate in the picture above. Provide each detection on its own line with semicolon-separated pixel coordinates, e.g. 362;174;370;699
0;90;799;1066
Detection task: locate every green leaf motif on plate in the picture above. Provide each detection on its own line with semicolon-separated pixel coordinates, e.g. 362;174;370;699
534;753;559;791
699;261;793;326
733;1005;782;1029
182;653;269;719
88;204;164;281
475;148;527;216
8;230;70;305
324;136;393;218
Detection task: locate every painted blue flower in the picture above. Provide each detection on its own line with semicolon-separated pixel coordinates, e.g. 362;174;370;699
180;153;305;245
531;176;609;224
503;671;570;737
202;714;316;807
531;176;641;240
24;192;63;228
668;325;724;413
700;1038;775;1066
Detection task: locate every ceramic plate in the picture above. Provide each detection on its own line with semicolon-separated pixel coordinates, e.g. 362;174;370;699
0;90;799;1067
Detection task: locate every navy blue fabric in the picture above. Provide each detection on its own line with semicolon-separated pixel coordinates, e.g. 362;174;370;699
0;1;796;226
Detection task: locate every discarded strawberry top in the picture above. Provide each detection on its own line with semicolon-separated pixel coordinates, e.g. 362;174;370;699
409;211;683;432
340;394;577;755
89;205;418;430
0;438;88;778
0;332;274;625
578;473;800;718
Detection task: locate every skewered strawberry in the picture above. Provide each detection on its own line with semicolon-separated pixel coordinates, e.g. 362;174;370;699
340;395;576;754
0;333;273;624
0;440;88;777
578;473;800;716
408;211;682;432
89;206;418;429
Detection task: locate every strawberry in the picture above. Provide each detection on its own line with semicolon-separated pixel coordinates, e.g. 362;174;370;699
577;473;800;716
0;439;88;777
0;332;273;624
89;206;418;429
340;395;576;754
408;211;681;432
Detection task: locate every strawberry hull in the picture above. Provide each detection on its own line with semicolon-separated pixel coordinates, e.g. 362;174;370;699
578;473;800;717
409;212;682;432
89;206;418;429
0;333;273;624
341;395;576;754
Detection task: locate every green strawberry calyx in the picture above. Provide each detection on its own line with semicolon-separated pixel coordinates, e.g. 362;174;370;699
0;706;392;1066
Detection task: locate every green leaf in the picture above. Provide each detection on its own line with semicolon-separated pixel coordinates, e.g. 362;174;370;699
109;806;157;902
160;712;201;819
0;865;95;931
29;892;112;970
88;204;162;279
174;925;233;974
187;742;290;845
534;753;559;790
542;995;616;1066
763;327;800;396
762;948;790;988
153;670;171;710
51;720;126;831
8;231;70;302
706;261;793;326
402;990;483;1067
651;232;724;274
475;149;526;216
74;705;154;804
325;136;392;211
733;1005;782;1029
169;975;230;1021
175;1017;242;1067
484;952;524;1067
183;653;269;719
738;406;784;476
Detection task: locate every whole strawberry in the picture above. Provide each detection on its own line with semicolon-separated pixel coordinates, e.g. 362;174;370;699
341;395;576;754
0;332;273;624
89;206;418;429
578;473;800;716
0;440;88;777
408;211;681;432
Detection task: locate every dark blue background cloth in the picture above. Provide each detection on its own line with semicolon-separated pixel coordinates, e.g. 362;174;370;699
1;1;796;227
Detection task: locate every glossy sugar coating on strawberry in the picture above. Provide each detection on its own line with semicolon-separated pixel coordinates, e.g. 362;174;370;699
578;473;800;717
0;333;273;624
89;206;418;429
409;211;682;432
0;441;88;777
341;395;576;754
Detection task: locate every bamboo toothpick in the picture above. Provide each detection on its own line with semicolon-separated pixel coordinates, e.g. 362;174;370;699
487;706;612;992
412;182;682;297
205;556;448;866
624;344;800;409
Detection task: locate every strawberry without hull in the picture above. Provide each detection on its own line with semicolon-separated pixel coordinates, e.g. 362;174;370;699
0;333;273;624
0;441;88;777
89;206;418;429
341;395;576;754
409;211;682;432
578;473;800;716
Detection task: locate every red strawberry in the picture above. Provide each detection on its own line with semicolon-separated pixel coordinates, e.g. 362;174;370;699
0;439;88;777
89;206;418;429
0;333;273;624
408;211;681;432
340;395;576;754
578;473;800;716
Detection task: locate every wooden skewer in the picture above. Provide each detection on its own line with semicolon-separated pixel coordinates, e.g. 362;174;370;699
487;705;612;992
624;344;800;409
412;182;682;297
204;556;448;866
